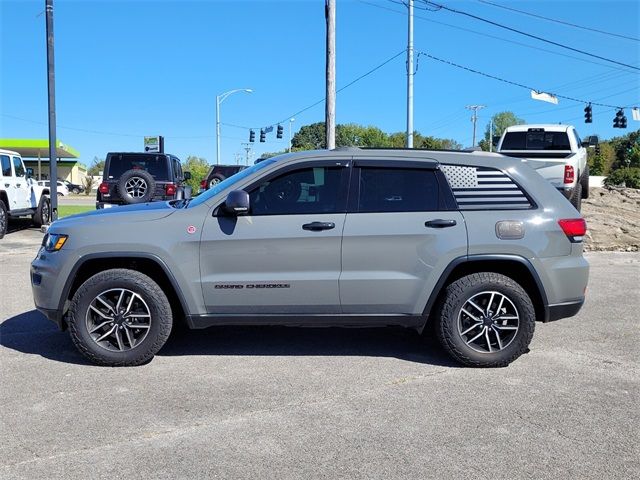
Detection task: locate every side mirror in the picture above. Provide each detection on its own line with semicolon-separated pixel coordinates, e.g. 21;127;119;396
26;167;34;179
492;135;501;147
224;190;249;215
183;171;192;181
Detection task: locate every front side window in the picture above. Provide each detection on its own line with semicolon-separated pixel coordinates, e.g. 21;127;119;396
249;166;343;215
12;157;25;177
1;155;11;177
357;168;439;212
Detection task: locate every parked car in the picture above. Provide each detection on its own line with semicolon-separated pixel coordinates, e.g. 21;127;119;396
37;180;69;196
96;152;191;208
60;179;84;194
200;164;246;191
32;147;588;367
495;124;592;211
0;149;50;239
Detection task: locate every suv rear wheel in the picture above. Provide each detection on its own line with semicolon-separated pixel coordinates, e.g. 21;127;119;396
436;272;535;367
32;195;50;227
67;269;173;366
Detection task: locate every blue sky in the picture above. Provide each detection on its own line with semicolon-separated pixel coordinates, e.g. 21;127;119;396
1;0;638;167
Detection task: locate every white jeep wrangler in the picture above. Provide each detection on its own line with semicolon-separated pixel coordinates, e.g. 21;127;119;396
0;149;51;239
496;124;591;211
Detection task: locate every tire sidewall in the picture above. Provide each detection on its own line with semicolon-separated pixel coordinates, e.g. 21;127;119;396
439;274;535;367
69;272;171;365
571;182;582;211
117;170;156;204
33;195;50;227
0;199;7;238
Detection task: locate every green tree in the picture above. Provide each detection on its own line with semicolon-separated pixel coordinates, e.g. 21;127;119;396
183;155;210;192
88;156;105;176
291;122;326;150
479;111;526;151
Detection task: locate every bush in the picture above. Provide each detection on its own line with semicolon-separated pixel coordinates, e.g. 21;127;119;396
604;167;640;189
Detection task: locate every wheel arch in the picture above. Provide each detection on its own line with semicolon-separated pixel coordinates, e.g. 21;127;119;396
61;253;189;329
423;254;549;324
0;190;8;207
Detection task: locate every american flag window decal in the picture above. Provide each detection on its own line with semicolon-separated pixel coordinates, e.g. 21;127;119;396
440;165;532;210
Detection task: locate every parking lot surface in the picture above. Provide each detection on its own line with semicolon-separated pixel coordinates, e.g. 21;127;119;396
1;227;638;479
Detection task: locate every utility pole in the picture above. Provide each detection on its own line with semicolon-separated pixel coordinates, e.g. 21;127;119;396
241;143;252;165
489;118;494;152
325;0;336;150
466;105;485;147
406;0;414;148
45;0;58;220
288;118;295;152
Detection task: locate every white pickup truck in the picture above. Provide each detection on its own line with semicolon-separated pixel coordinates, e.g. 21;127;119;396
495;124;592;211
0;149;51;239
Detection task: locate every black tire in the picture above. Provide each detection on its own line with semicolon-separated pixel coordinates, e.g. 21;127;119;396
32;195;50;227
581;166;589;199
209;175;224;188
72;187;81;194
67;269;173;366
0;199;7;239
570;181;582;211
436;272;536;368
117;169;156;204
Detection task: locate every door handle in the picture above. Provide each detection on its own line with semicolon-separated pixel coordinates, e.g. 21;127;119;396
16;183;21;187
4;183;9;188
302;221;335;231
425;219;457;228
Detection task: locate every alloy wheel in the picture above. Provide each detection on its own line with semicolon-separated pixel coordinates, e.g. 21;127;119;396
125;177;148;198
85;288;152;352
457;291;520;354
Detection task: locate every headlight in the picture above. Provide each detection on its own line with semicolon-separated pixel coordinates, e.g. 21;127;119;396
43;233;68;252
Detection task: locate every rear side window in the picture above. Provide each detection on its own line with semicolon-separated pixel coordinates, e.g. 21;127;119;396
106;154;169;180
502;131;571;150
357;168;440;212
13;157;25;177
1;155;11;177
440;165;532;210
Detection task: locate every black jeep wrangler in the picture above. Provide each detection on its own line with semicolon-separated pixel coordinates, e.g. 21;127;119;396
97;152;191;209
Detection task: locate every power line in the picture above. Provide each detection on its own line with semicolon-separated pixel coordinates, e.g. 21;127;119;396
360;0;636;73
417;51;639;109
478;0;640;42
418;1;640;71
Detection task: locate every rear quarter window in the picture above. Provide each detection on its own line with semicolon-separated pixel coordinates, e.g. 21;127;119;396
440;165;533;210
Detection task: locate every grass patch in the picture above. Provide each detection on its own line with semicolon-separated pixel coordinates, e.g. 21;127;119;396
57;205;94;218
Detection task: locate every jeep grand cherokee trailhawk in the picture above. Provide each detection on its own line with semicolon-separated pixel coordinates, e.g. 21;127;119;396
31;148;589;367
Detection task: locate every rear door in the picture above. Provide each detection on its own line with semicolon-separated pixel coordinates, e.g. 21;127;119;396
200;160;350;314
339;160;467;315
11;156;31;209
1;154;19;209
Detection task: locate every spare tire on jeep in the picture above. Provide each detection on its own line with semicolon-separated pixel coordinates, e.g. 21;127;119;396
117;169;155;204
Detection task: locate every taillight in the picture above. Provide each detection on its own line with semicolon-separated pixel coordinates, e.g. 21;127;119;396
165;183;177;196
564;165;575;184
200;179;208;190
98;182;109;194
558;218;587;242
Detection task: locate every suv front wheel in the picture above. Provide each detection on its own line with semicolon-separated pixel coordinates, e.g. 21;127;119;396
436;272;535;367
67;269;173;366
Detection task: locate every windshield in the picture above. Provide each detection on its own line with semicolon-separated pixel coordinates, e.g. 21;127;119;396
188;157;278;208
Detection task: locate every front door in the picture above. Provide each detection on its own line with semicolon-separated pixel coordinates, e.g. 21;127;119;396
11;156;31;209
200;161;350;314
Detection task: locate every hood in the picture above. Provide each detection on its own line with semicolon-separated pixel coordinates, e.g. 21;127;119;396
52;201;175;229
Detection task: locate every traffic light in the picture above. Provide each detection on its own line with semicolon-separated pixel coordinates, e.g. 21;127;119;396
584;104;592;123
595;144;601;156
620;113;628;129
249;129;255;142
276;124;284;139
260;129;266;142
613;109;624;128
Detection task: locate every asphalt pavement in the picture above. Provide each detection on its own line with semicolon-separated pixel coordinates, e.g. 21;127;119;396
1;227;638;479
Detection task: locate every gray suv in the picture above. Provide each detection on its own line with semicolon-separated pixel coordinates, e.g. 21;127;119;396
31;148;589;367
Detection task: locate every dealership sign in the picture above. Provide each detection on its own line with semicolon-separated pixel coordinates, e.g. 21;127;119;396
144;136;164;153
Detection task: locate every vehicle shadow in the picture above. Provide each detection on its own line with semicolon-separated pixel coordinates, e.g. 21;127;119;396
1;310;460;368
7;218;40;234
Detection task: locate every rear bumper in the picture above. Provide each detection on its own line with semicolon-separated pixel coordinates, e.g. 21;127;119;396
546;298;584;322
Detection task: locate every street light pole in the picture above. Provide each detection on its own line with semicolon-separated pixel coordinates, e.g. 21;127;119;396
288;118;295;152
216;88;252;165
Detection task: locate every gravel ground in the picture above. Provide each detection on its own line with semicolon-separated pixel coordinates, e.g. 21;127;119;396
583;187;640;252
0;228;638;480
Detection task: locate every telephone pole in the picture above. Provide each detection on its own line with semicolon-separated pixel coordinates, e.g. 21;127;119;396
325;0;336;150
45;0;58;219
466;105;485;147
406;0;414;148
